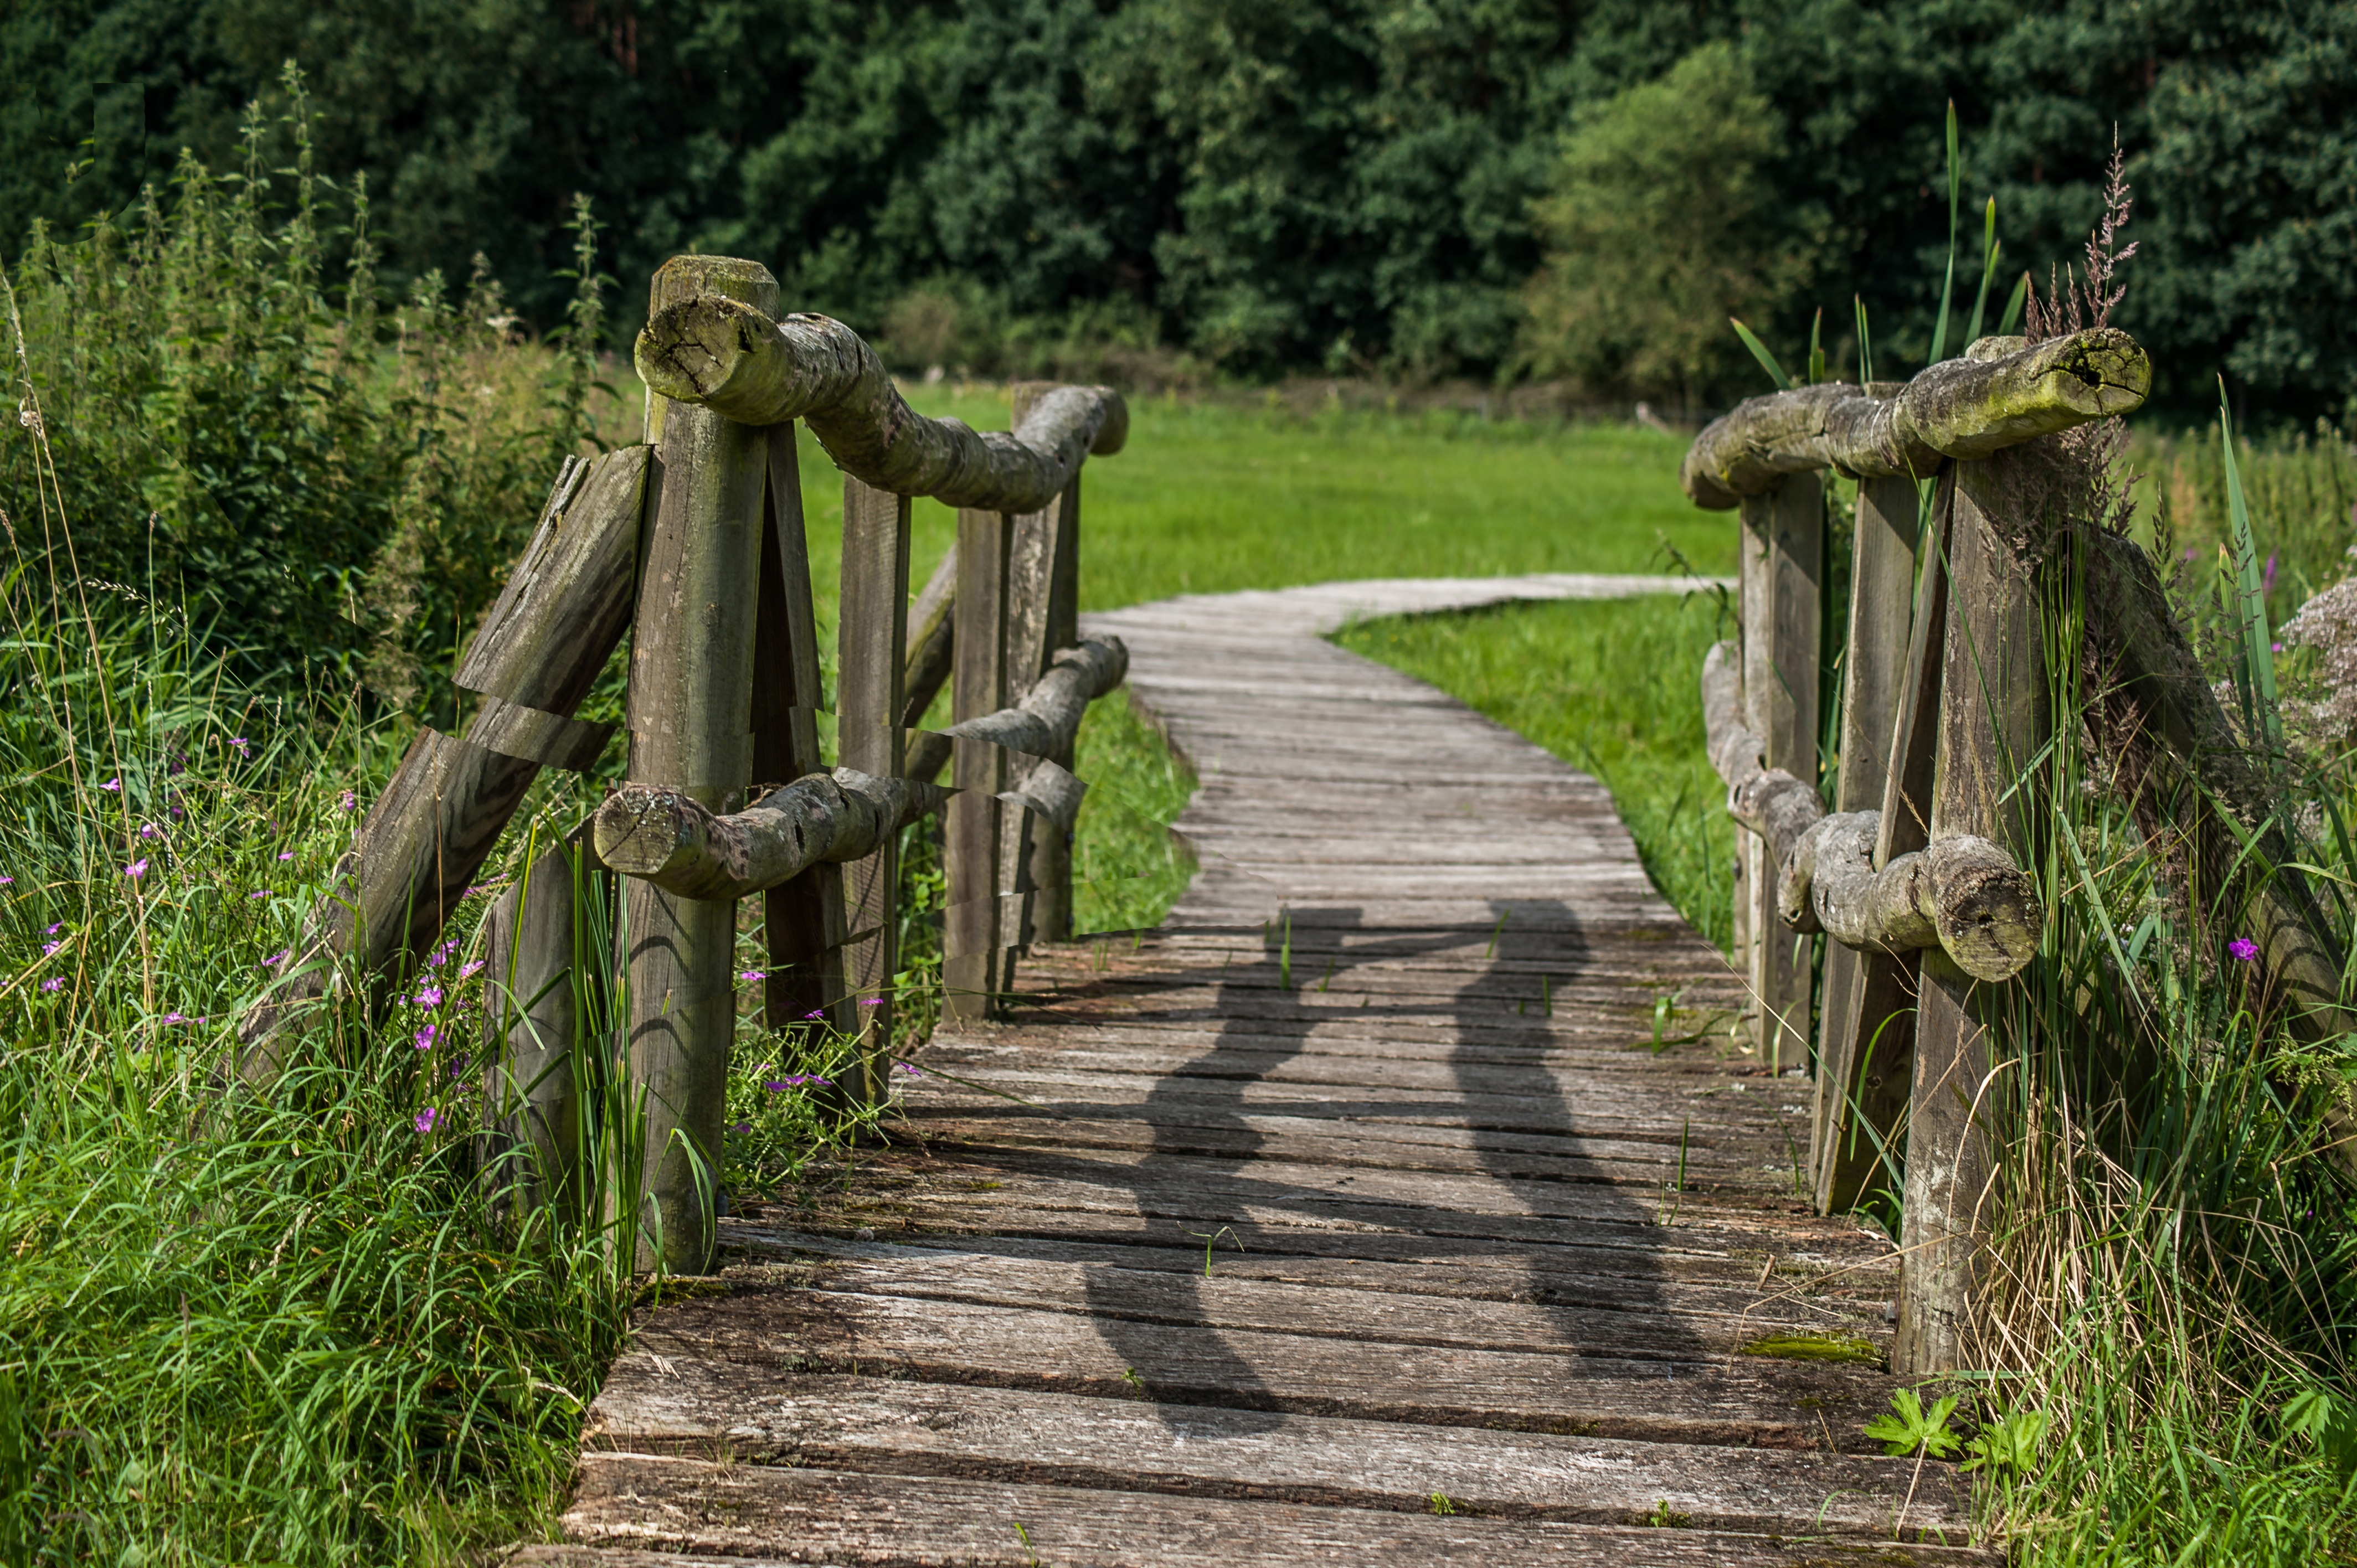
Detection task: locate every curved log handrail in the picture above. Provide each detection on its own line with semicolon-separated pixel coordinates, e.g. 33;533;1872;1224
635;294;1128;512
595;767;950;902
905;635;1130;785
1702;641;2040;982
1679;328;2152;510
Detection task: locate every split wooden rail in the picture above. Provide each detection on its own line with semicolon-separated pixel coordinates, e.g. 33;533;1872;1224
243;255;1130;1275
1684;327;2357;1374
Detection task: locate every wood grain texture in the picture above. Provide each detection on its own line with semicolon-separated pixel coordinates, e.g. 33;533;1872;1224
1680;328;2152;508
946;503;1015;1019
549;575;1971;1565
1896;454;2048;1374
477;824;604;1223
634;295;1126;511
837;476;910;1103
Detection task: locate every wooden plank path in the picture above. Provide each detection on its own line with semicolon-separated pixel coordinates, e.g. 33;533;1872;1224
520;575;1993;1566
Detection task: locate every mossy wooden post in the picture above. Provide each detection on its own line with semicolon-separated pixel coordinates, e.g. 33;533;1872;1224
1813;474;1922;1211
624;255;775;1275
1007;381;1084;948
838;476;911;1100
944;501;1012;1020
1740;475;1821;1073
479;826;607;1224
752;426;848;1045
1895;455;2045;1373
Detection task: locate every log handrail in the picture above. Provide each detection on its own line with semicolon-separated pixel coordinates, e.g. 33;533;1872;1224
635;292;1128;513
1679;329;2150;509
594;767;950;902
907;635;1128;784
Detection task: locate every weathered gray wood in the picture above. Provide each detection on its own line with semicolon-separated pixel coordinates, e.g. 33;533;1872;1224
1702;642;2038;982
1681;328;2153;508
1737;478;1818;1072
1001;379;1086;950
635;293;1129;510
945;503;1015;1019
837;475;910;1103
901;542;958;736
1816;476;1921;1211
477;823;604;1222
595;769;948;900
580;1373;1965;1539
238;445;649;1074
542;1458;1999;1566
1896;453;2049;1374
750;426;848;1038
623;254;776;1275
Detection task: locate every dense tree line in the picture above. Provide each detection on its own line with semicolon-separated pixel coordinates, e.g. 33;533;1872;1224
4;0;2350;418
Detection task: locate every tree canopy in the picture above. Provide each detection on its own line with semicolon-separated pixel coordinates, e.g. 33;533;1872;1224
5;0;2350;419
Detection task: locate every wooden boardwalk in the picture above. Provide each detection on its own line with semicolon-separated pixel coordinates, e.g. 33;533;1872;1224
520;576;1993;1566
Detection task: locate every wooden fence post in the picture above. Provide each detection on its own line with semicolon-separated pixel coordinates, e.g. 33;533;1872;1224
838;475;912;1099
752;426;848;1044
944;502;1012;1019
1813;474;1923;1211
479;825;606;1224
1006;381;1084;947
1895;454;2045;1373
1740;474;1821;1073
623;255;775;1274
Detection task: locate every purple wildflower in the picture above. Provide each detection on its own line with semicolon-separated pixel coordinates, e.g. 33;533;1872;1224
44;924;60;935
41;942;58;958
415;984;444;1007
162;1012;185;1024
2228;937;2260;963
40;977;62;993
414;1107;438;1133
229;737;249;754
122;858;148;879
764;1080;792;1093
0;876;12;886
739;969;767;982
860;997;884;1007
2265;553;2278;594
99;778;120;792
249;890;270;900
276;852;294;862
414;1024;437;1050
138;823;159;840
732;1121;752;1133
802;1008;825;1020
338;791;357;812
896;1062;923;1077
459;960;485;981
263;948;290;968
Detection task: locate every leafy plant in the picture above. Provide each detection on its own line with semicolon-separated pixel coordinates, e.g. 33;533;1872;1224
1865;1387;1962;1460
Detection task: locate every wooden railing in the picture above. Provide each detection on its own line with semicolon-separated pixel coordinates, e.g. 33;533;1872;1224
1681;326;2349;1374
243;254;1130;1274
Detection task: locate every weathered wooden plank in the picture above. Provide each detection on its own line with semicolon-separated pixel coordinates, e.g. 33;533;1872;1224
946;501;1014;1019
619;1287;1898;1450
477;824;603;1223
623;255;775;1274
1896;453;2046;1374
543;1458;1999;1565
837;474;912;1103
752;425;848;1039
699;1238;1877;1360
580;1374;1963;1539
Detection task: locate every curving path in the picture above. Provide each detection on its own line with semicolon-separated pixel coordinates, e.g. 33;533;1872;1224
519;576;1991;1566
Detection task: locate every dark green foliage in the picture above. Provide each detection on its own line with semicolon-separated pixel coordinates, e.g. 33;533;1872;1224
6;0;2353;416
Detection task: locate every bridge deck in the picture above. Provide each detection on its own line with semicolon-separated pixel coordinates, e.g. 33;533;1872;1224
518;577;1993;1566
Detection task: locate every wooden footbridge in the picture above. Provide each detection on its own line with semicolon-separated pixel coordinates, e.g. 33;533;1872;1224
262;255;2210;1564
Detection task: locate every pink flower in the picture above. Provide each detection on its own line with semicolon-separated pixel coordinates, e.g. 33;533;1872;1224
122;858;148;879
43;924;59;935
860;997;884;1007
0;876;12;886
414;1107;438;1133
338;791;357;812
2228;937;2260;963
276;852;294;862
802;1008;825;1020
162;1012;185;1024
896;1062;923;1077
459;960;485;980
228;737;249;754
138;823;159;840
732;1120;752;1133
249;890;270;900
415;985;444;1007
263;948;290;968
99;778;120;792
41;942;58;958
40;977;62;993
414;1024;436;1050
739;969;766;982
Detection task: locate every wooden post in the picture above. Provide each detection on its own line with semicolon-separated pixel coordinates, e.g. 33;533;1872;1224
1813;474;1921;1211
837;475;911;1100
752;426;848;1046
1739;475;1821;1074
623;255;775;1275
479;826;606;1224
944;504;1013;1019
1895;455;2045;1373
1006;381;1084;947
